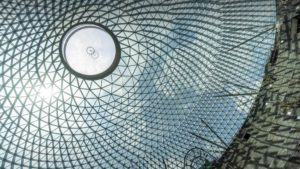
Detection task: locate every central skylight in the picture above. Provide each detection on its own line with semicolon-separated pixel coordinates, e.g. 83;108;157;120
60;23;120;79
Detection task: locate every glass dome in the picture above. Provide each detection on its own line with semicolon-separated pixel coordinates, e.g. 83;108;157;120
0;0;276;168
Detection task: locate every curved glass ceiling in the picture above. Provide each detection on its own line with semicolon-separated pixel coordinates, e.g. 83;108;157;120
0;0;276;168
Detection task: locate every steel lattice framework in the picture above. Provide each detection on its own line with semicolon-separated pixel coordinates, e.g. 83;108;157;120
0;0;275;168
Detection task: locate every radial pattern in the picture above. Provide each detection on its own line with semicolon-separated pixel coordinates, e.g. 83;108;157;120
0;0;276;168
